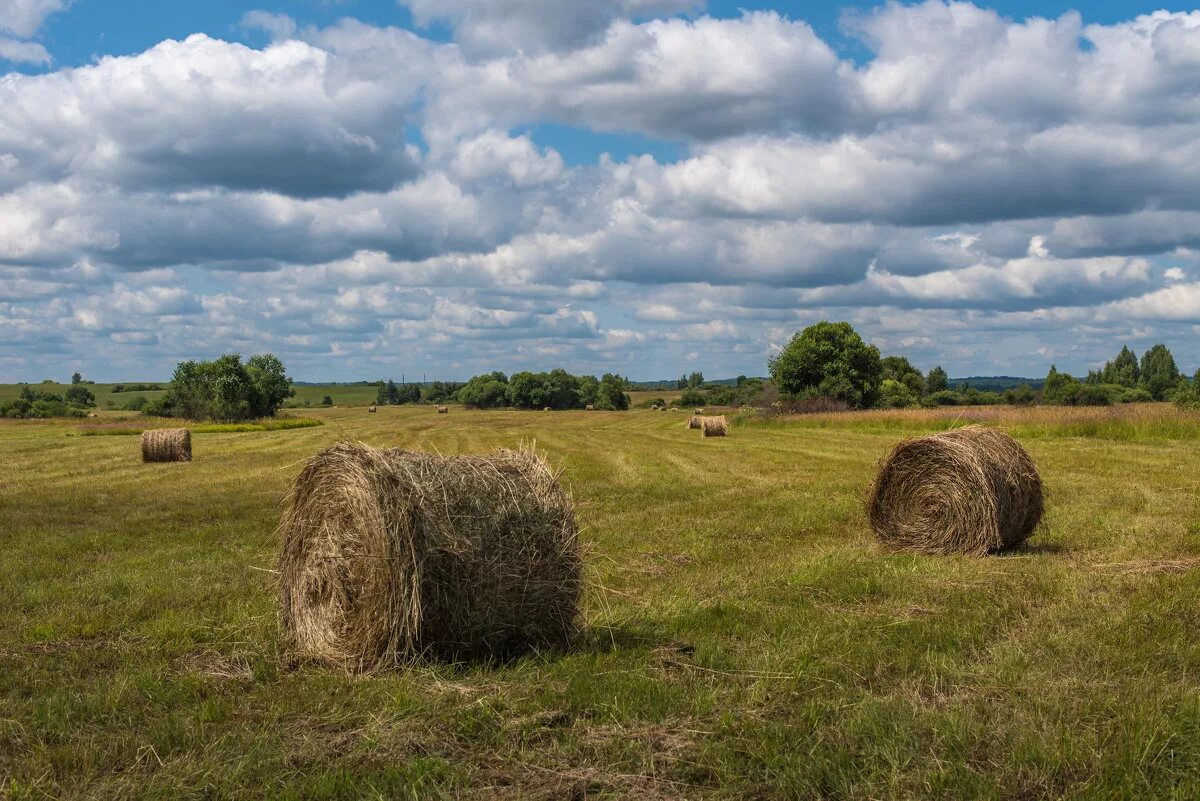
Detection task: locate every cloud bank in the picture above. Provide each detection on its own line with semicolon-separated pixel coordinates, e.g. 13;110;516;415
2;1;1200;380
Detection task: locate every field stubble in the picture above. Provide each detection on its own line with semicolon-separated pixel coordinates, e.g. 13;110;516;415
2;403;1200;798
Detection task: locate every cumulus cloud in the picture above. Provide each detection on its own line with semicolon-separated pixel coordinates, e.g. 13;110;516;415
0;0;66;38
399;0;701;57
7;1;1200;380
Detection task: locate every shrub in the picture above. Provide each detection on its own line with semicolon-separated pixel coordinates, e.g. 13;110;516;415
65;384;96;408
877;379;919;409
125;395;149;412
926;390;963;407
1004;384;1036;406
678;388;707;407
1121;387;1154;404
1073;384;1113;406
322;395;334;406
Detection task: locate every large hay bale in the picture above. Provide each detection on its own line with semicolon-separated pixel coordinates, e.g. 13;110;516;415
277;442;581;671
437;405;449;414
141;428;191;463
701;416;727;437
867;425;1043;556
687;416;702;430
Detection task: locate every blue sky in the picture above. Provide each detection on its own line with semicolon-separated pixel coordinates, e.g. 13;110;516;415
2;1;1200;382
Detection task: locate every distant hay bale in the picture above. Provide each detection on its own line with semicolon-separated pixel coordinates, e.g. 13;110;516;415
694;409;704;415
687;416;702;430
368;406;377;413
543;407;552;412
701;416;727;437
277;442;582;671
437;406;449;414
141;428;191;463
585;405;595;411
867;425;1044;556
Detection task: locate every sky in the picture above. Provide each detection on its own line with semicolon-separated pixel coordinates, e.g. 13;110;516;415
2;1;1200;382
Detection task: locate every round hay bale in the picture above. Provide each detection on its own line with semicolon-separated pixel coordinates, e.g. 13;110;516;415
585;404;595;411
277;442;581;670
694;408;704;415
437;405;449;414
141;428;191;463
867;425;1043;556
687;416;702;430
543;407;552;412
368;405;377;413
701;416;727;437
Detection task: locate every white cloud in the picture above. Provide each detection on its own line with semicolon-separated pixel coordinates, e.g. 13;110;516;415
0;0;66;38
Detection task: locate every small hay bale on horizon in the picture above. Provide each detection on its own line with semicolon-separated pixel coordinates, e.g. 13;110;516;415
437;405;449;414
543;407;552;412
277;442;582;671
585;404;595;411
694;408;704;415
368;405;377;413
867;425;1043;556
141;428;191;463
701;416;727;437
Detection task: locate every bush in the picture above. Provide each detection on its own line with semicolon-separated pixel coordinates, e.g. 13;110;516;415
65;384;96;408
1073;384;1113;406
926;390;963;406
1004;384;1036;406
678;388;707;407
321;395;334;406
877;379;919;409
125;395;149;412
1121;387;1154;404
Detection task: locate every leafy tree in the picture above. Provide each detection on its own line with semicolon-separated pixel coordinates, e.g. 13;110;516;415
881;356;925;396
687;372;705;389
877;379;919;409
736;375;748;388
1101;345;1140;388
925;366;949;394
595;373;631;410
159;353;293;421
576;375;600;407
457;372;510;408
71;372;82;385
422;381;465;403
1139;344;1180;400
768;321;883;409
321;395;334;406
64;383;96;408
1043;365;1081;405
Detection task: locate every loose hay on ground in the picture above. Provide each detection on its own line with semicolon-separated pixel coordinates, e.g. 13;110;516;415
277;442;582;671
866;425;1043;556
141;428;191;463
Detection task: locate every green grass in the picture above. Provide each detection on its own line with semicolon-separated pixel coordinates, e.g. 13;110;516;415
75;418;325;436
3;405;1200;798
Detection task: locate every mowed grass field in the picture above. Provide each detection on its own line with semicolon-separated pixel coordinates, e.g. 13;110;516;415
3;404;1200;799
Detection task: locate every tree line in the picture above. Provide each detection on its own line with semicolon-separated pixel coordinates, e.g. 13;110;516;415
768;321;1200;410
456;370;631;410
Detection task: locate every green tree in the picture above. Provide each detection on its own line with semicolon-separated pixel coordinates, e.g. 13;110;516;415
1043;365;1082;405
881;356;925;396
1101;346;1140;388
457;372;509;408
768;321;883;409
245;354;294;416
877;379;918;409
71;372;82;385
595;373;631;410
321;395;334;406
64;383;96;408
925;366;949;394
687;372;705;389
576;375;600;407
1139;344;1180;401
160;353;292;421
1003;384;1036;406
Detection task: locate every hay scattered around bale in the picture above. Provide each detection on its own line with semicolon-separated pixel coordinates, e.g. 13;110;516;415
141;428;192;463
277;442;582;671
437;406;449;414
867;425;1044;556
701;416;727;437
687;416;702;430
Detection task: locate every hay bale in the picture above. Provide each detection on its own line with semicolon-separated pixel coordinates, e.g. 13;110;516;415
701;416;727;437
867;425;1044;556
585;405;595;411
437;406;449;414
141;428;191;463
694;408;704;415
687;416;702;430
368;406;377;413
277;442;581;671
543;407;552;412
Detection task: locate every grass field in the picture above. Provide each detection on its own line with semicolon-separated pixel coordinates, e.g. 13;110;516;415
3;404;1200;799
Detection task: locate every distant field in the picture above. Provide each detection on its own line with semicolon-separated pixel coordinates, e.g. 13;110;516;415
3;404;1200;798
0;382;169;408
